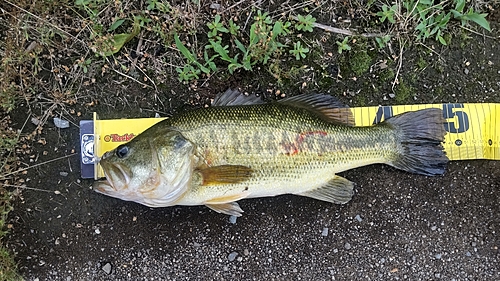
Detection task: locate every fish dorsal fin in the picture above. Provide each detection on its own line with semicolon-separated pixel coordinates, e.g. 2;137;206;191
279;94;355;126
212;89;265;106
298;175;354;204
198;165;253;186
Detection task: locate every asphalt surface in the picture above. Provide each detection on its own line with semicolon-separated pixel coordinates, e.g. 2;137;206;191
6;148;500;279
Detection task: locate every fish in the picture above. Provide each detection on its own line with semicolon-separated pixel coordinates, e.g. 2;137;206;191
94;89;448;216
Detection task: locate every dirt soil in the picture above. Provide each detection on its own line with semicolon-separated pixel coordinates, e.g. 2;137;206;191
4;3;500;280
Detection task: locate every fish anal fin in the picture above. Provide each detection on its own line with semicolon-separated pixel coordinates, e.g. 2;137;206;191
206;202;244;217
298;175;354;204
279;94;354;126
199;165;253;186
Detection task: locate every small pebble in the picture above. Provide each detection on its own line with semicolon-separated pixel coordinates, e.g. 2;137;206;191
431;226;437;231
435;253;442;259
102;263;112;274
344;242;351;250
209;3;221;10
60;171;68;177
53;117;70;129
243;249;249;256
95;228;101;234
228;252;238;262
229;215;237;224
388;93;396;99
355;215;362;222
31;117;41;126
464;68;469;75
321;227;329;237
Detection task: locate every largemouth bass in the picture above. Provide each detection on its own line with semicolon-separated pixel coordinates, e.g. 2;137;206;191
94;89;448;216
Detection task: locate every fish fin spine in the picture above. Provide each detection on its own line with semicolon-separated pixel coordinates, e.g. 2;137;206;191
212;89;265;106
278;94;355;126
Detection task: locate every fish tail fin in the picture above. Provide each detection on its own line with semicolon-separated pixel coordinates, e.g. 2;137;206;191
383;108;448;176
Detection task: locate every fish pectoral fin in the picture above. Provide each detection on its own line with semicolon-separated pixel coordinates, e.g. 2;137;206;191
198;165;253;186
298;175;354;204
205;202;244;217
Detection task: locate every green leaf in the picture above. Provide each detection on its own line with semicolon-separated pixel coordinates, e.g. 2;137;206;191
108;19;126;32
272;21;284;38
101;34;127;56
249;24;259;45
451;9;462;18
464;13;491;31
208;61;217;71
438;35;447;45
234;39;247;54
228;20;240;35
454;0;466;13
377;12;387;23
194;62;210;74
174;34;197;63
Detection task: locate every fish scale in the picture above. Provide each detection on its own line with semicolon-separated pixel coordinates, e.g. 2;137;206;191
164;104;400;204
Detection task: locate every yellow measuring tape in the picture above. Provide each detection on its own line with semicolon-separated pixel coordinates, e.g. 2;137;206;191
84;103;500;179
351;103;499;161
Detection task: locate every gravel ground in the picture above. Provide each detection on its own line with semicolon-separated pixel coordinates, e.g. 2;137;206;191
6;157;499;280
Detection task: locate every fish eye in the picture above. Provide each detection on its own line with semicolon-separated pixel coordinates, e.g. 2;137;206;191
115;145;129;158
173;135;187;150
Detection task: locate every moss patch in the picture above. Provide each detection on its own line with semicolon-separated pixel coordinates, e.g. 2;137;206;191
349;50;372;76
395;80;413;103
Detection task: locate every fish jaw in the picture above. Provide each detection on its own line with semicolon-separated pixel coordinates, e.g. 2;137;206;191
93;164;164;206
93;159;133;197
93;179;157;206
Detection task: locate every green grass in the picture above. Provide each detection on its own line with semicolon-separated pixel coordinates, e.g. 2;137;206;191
374;0;490;46
0;190;21;281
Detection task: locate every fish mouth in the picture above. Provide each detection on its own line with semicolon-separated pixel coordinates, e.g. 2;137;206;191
93;160;132;194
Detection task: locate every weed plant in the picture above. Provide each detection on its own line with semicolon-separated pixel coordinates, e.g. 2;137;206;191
175;11;317;82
